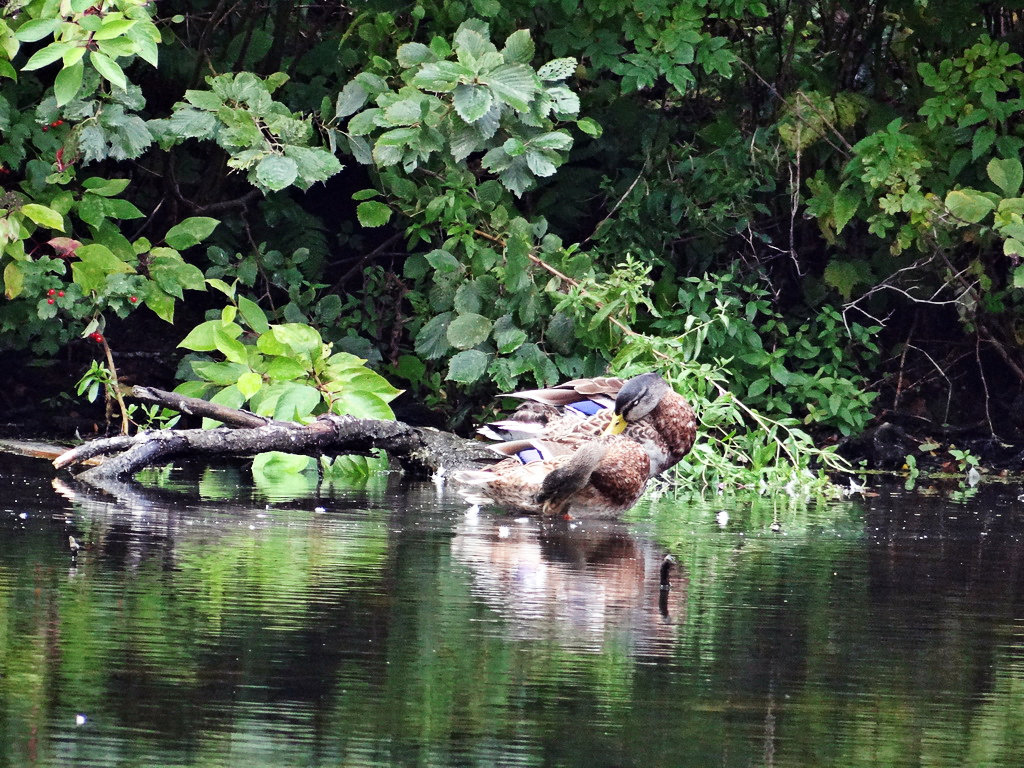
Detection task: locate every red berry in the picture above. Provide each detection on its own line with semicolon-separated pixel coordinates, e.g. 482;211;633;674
51;120;63;127
47;298;54;305
41;125;48;132
129;296;137;303
57;290;64;297
47;288;56;296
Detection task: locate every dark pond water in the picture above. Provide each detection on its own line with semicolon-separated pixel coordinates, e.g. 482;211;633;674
2;451;1024;767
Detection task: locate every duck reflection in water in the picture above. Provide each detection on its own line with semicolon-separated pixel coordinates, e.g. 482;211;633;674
451;514;686;656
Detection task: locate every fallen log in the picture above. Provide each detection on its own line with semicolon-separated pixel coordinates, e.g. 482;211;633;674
53;386;496;483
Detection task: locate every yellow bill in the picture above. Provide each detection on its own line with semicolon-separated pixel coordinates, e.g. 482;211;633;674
605;413;627;435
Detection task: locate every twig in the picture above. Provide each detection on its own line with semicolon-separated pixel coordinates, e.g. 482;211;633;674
98;337;130;435
975;332;997;438
582;163;647;245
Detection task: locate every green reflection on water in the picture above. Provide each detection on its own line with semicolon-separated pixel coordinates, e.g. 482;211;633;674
1;456;1023;767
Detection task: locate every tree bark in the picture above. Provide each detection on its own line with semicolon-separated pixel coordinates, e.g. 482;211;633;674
53;386;496;484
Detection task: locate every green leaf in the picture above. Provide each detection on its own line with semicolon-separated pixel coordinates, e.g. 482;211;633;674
1012;264;1024;288
447;312;493;349
14;18;61;43
446;349;489;383
482;64;538;112
214;326;248;364
22;41;73;71
833;187;860;234
414;311;453;359
397;42;434;68
273;383;322;421
453;83;493;123
144;286;176;323
575;117;602;137
54;60;84;106
332;390;394;419
192;361;247;385
4;263;24;300
266;356;308;380
20;204;64;231
335;80;369;120
530;131;572;151
237;371;263;399
356;201;392;227
502;29;534;64
972;125;995;161
425;249;462;273
94;18;136;40
89;50;127;90
272;323;322;355
537;57;576;81
945;189;996;223
178;319;223;351
165;217;220;249
255;155;298;191
823;260;864;300
238;296;270;334
987;157;1023;197
253;451;312;475
493;314;527;353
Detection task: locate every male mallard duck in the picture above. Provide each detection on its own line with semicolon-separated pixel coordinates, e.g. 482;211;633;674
454;436;650;518
481;372;697;478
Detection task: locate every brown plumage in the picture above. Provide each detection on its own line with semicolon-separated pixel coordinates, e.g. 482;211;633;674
454;436;650;518
454;373;697;518
482;373;697;478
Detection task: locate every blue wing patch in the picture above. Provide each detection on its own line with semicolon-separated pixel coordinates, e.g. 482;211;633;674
565;399;606;417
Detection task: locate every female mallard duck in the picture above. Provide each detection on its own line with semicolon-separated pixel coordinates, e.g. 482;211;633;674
453;373;696;517
454;436;650;518
480;372;697;478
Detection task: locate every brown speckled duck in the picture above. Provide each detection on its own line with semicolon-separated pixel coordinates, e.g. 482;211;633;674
453;373;697;517
480;373;697;478
454;437;650;518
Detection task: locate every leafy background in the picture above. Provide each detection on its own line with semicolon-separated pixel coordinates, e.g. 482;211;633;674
2;0;1024;483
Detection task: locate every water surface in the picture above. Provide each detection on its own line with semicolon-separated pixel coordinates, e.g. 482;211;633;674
1;452;1023;767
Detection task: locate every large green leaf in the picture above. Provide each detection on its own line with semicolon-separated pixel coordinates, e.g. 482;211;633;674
357;201;392;227
453;83;493;123
164;217;220;249
255;155;298;191
988;158;1023;197
20;204;64;231
90;50;127;89
501;29;534;64
414;311;453;359
446;349;489;383
447;312;492;349
332;390;395;419
54;60;84;106
14;18;61;42
22;41;73;71
945;189;997;223
482;63;538;112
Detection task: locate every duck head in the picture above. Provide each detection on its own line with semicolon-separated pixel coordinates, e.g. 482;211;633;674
605;373;672;435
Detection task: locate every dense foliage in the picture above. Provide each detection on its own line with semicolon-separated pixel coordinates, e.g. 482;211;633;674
2;1;1023;486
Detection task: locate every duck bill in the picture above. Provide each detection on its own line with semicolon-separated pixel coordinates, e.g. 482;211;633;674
605;413;627;435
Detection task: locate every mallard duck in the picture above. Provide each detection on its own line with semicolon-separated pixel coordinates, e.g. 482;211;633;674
481;372;697;478
454;373;696;517
454;436;650;518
